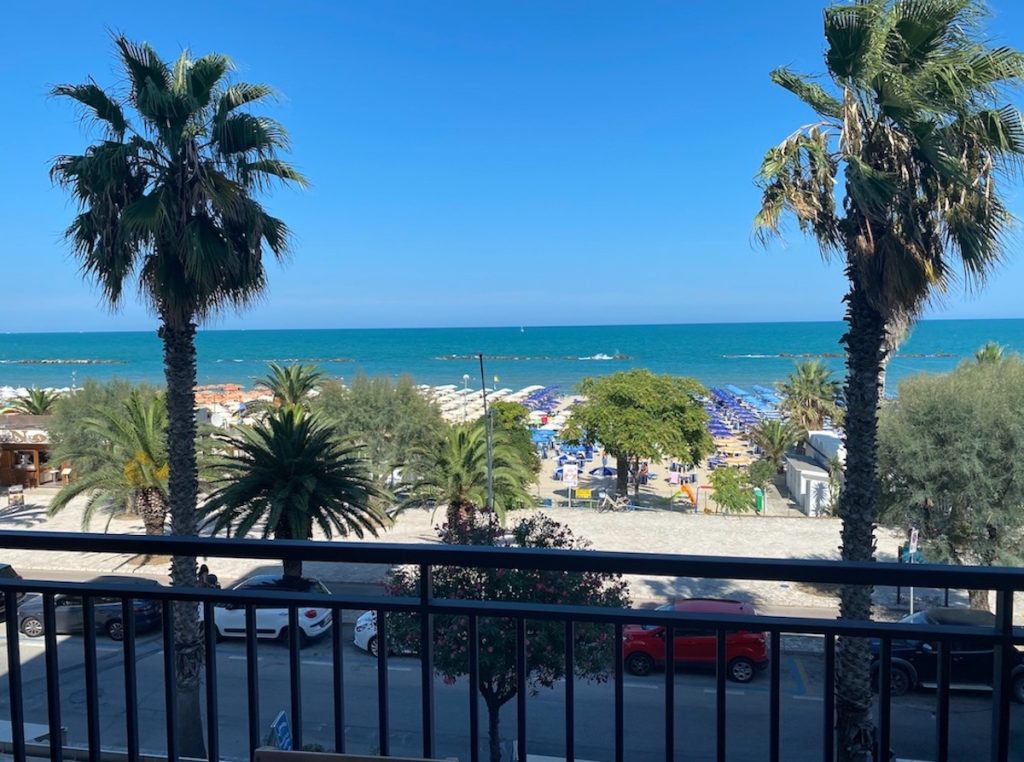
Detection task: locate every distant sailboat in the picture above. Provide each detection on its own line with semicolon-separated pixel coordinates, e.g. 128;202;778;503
520;326;525;333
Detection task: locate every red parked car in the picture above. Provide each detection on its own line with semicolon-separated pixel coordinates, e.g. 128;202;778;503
622;598;769;682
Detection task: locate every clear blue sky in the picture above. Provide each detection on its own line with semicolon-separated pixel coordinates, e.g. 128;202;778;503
4;0;1024;332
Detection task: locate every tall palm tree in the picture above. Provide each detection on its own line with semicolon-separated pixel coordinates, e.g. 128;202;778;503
974;340;1005;364
13;388;61;415
777;361;843;430
50;36;306;756
202;407;387;578
255;362;324;412
48;391;168;535
754;2;1024;758
398;424;536;526
749;418;804;471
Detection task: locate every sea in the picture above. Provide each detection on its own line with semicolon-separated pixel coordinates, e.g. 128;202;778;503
1;320;1022;394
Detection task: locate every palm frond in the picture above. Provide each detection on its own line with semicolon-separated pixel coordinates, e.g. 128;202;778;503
770;68;842;118
51;83;127;137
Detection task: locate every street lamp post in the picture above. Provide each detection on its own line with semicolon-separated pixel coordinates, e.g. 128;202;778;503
462;374;470;422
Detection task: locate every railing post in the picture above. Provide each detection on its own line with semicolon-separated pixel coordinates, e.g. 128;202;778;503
990;589;1013;762
419;564;435;759
4;591;25;762
42;594;63;762
82;595;101;762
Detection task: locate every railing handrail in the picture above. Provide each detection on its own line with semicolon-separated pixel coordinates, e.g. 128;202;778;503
0;576;1020;646
1;529;1024;590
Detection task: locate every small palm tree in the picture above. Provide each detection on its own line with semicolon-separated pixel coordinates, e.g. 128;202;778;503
257;362;324;411
398;424;536;526
777;361;842;430
975;341;1005;364
13;388;61;415
48;391;168;535
750;418;804;471
202;407;387;578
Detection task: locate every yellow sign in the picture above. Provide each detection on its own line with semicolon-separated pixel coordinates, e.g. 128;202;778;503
576;488;592;499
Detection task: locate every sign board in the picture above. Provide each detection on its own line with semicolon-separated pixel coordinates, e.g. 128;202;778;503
270;711;292;751
562;463;578;488
909;528;919;555
563;465;579;487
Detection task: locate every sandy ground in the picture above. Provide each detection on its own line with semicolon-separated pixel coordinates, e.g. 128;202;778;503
1;484;962;619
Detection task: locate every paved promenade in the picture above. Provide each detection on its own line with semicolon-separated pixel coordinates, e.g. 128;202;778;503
0;485;968;620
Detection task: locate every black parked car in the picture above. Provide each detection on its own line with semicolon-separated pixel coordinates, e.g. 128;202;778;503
870;607;1024;702
18;576;163;641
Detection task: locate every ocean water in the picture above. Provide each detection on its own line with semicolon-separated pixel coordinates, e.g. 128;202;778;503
1;320;1022;393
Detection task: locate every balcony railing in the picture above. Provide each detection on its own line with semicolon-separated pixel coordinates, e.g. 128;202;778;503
0;530;1021;762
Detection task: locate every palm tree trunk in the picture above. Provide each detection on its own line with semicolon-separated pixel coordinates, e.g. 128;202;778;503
159;319;205;759
835;276;885;762
275;522;303;578
136;488;167;536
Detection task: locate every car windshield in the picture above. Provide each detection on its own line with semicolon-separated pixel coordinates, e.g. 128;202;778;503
641;604;673;631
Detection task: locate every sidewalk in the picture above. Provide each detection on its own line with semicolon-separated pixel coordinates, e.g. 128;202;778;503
0;486;988;619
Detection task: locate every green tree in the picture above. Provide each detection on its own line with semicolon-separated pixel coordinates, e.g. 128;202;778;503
51;37;306;755
386;514;631;762
709;467;756;514
312;374;445;485
483;400;541;475
749;418;804;471
202;407;387;579
12;388;61;415
753;2;1024;755
878;359;1024;609
974;341;1006;364
48;390;169;535
777;361;842;430
563;370;713;496
257;362;324;411
747;458;777;496
398;423;536;526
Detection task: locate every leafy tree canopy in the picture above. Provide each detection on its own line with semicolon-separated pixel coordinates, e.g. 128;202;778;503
482;400;541;475
709;466;756;514
312;374;445;483
563;370;712;492
386;514;631;762
878;358;1024;570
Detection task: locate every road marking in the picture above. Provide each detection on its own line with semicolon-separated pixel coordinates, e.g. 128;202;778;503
703;688;745;696
793;695;824;702
624;682;658;690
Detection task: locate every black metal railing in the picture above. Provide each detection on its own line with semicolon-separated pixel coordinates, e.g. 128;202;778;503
0;530;1020;762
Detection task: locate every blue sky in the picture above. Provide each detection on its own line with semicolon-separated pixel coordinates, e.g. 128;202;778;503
4;0;1024;332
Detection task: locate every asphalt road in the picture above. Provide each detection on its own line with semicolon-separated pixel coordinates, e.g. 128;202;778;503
1;622;1022;762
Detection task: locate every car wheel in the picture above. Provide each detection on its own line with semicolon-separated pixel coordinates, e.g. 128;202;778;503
20;616;43;638
106;619;124;641
1012;673;1024;704
625;652;655;677
727;657;756;684
368;636;379;658
279;627;309;649
889;666;911;696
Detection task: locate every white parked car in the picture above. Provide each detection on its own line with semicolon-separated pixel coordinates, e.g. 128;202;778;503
200;575;333;645
353;610;380;655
